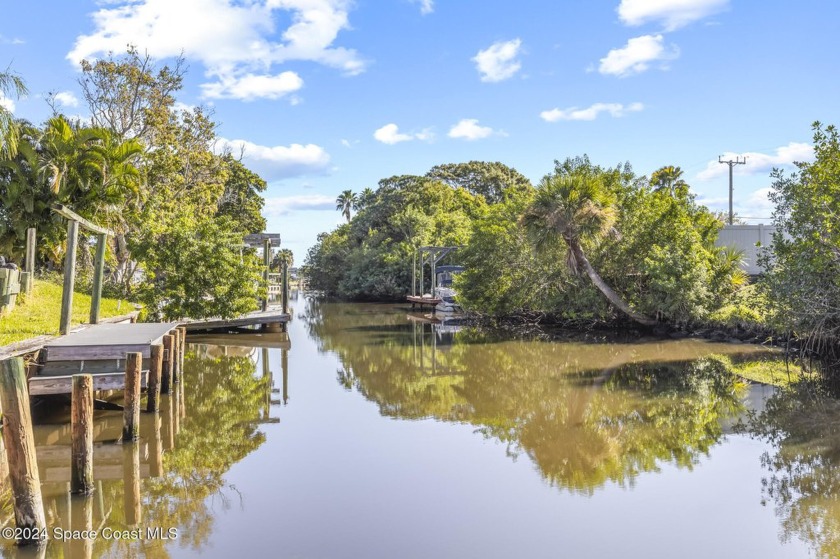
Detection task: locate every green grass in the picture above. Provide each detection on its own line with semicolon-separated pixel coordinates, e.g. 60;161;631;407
0;279;134;345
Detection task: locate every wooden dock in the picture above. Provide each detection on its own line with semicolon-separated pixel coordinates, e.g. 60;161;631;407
30;322;179;396
182;308;291;333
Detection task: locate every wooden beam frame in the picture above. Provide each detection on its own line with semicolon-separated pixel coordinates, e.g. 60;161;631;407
51;205;113;236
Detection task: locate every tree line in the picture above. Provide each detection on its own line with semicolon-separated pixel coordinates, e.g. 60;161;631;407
0;48;269;320
308;128;840;360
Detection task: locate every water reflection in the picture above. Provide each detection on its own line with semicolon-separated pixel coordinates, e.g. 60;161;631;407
738;383;840;558
306;301;781;493
0;339;284;558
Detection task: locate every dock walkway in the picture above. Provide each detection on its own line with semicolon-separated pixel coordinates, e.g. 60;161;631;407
31;322;179;396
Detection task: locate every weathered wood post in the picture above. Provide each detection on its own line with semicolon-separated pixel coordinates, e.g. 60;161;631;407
146;343;163;413
177;326;186;379
59;219;80;335
282;260;289;315
89;233;107;324
161;334;174;394
122;352;142;441
71;374;94;494
262;238;271;312
168;328;180;384
0;358;47;546
122;443;141;525
23;227;36;296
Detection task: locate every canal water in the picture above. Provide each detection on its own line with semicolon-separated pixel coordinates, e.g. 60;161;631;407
1;294;837;558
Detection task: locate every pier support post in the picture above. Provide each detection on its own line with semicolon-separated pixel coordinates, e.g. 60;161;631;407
0;358;46;546
89;233;107;324
262;238;271;312
161;335;174;394
282;261;289;315
122;353;142;441
177;327;186;378
146;343;163;413
168;329;180;384
23;228;36;296
59;220;79;335
71;374;94;494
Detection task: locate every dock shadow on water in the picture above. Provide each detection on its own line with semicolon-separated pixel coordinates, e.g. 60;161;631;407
0;342;272;558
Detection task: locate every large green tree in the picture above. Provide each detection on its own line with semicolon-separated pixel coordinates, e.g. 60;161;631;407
522;173;657;326
763;122;840;351
426;160;532;203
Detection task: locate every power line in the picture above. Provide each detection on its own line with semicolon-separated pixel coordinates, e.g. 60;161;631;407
719;155;747;225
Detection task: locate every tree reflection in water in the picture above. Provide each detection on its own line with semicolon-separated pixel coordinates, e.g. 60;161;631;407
739;382;840;559
304;300;777;494
0;346;271;558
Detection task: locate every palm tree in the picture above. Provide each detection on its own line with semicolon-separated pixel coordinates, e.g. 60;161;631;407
336;189;358;222
356;187;376;211
0;70;28;158
650;165;688;196
521;174;656;326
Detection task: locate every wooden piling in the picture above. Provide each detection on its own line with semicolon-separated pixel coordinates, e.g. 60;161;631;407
71;374;94;494
262;238;271;312
0;358;47;546
59;220;79;335
282;261;289;314
150;414;163;478
89;233;107;325
24;228;35;296
177;326;186;381
122;352;142;442
168;329;179;384
146;343;163;413
161;334;174;394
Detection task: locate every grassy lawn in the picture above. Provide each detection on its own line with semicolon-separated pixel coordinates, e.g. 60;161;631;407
0;279;134;345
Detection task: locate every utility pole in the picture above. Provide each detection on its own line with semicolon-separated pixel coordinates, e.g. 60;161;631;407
718;155;747;225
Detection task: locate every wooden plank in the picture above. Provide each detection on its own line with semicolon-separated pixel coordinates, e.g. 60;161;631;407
183;310;290;332
39;358;152;377
89;233;107;324
51;204;113;236
44;322;180;361
29;371;148;396
0;311;141;361
59;219;79;335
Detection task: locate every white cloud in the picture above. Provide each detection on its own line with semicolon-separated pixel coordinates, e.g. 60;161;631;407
217;137;331;180
618;0;729;31
472;39;522;83
540;102;644;122
200;71;303;101
447;119;502;141
696;142;815;182
373;123;433;145
264;194;335;216
599;34;679;77
0;93;14;112
413;0;434;15
68;0;365;101
54;91;79;107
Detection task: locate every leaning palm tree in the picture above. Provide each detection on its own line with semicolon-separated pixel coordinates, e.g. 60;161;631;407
0;70;28;158
521;174;656;326
336;189;358;222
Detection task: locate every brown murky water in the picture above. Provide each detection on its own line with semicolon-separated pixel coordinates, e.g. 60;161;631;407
1;296;837;558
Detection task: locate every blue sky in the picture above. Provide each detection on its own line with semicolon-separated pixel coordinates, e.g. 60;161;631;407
1;0;838;262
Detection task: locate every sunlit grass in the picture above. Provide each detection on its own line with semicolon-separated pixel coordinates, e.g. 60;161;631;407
0;278;133;345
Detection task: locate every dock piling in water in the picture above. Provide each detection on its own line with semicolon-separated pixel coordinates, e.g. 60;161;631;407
123;352;142;441
71;374;94;494
161;334;174;394
0;357;47;546
146;343;163;413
